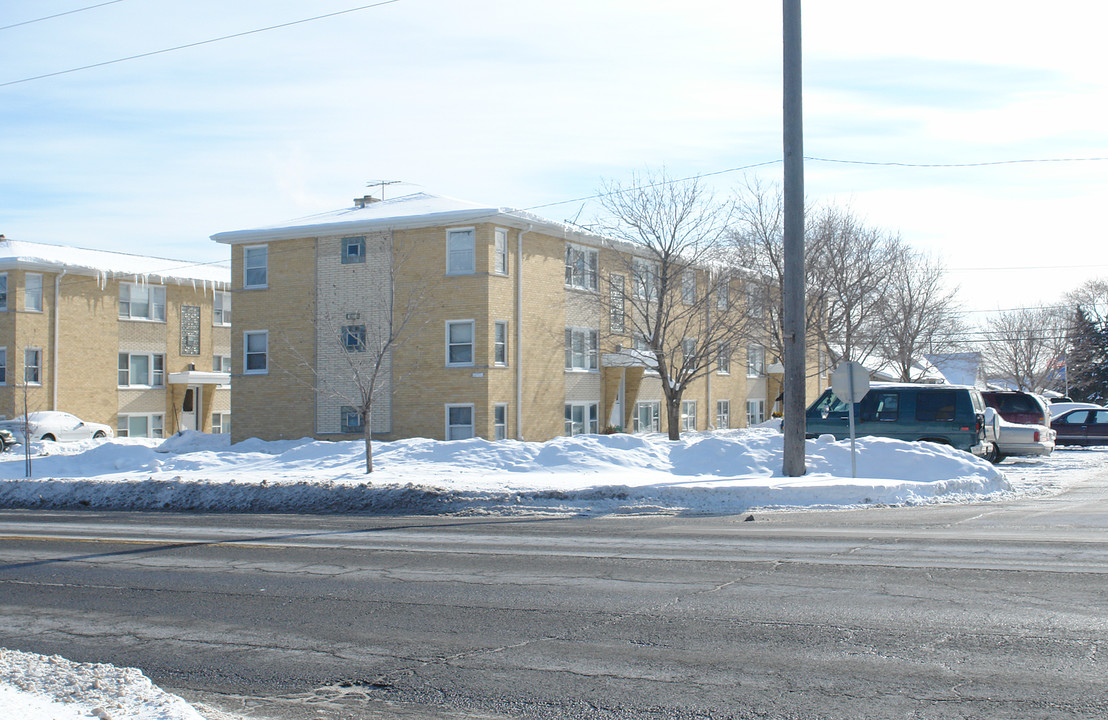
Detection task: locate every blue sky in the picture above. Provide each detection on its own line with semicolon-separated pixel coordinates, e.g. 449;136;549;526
2;0;1107;317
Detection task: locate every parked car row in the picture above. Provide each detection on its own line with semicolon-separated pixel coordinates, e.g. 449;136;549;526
804;384;1062;464
0;411;114;451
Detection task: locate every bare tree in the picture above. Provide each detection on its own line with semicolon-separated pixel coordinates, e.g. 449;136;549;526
981;305;1068;391
595;169;755;440
876;247;965;382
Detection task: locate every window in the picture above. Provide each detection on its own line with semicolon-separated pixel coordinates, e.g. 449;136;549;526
681;400;698;432
633;334;651;353
860;391;900;423
0;273;7;311
682;270;697;304
211;413;231;434
244;245;268;288
25;273;43;312
746;399;766;427
446;320;475;366
118;353;165;387
494;321;508;366
244;331;268;374
341;406;364;434
717;342;731;374
746;284;763;319
715;275;730;310
747;344;765;377
0;348;6;385
446;404;474;440
342;236;366;264
564;403;599;436
564;328;599;371
609;275;625;333
564;244;598;291
915;390;957;422
494;228;509;275
117;414;164;439
213;291;231;326
446;228;476;275
213;354;231;373
632;258;658;301
342;325;366;352
24;348;41;385
717;400;731;429
634;402;660;433
494;404;508;440
119;283;167;321
682;338;697;364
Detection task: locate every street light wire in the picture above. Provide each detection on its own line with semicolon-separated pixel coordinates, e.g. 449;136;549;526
0;1;126;32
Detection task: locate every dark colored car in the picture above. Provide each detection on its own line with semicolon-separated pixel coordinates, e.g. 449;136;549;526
805;383;992;457
1050;408;1108;446
981;391;1049;426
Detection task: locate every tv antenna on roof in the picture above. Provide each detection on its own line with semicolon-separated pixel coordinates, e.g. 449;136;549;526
365;180;404;200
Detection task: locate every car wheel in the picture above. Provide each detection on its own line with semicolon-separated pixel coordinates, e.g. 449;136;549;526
985;445;1005;464
93;430;107;439
41;434;56;442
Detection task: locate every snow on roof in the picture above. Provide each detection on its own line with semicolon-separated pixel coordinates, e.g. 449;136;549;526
0;238;229;288
211;192;605;245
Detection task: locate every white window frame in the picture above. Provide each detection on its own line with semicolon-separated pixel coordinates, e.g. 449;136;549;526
342;236;366;264
119;283;167;322
342;324;367;353
632;258;659;301
493;320;508;366
244;245;268;289
681;400;698;432
715;275;730;310
24;348;41;385
717;342;731;375
682;337;697;364
682;269;697;304
494;228;509;275
494;403;508;440
446;320;475;367
244;330;268;375
564;243;599;291
445;403;475;440
747;399;766;427
118;352;165;388
564;327;599;372
24;273;43;313
446;228;476;275
211;412;231;434
0;273;7;311
213;291;231;326
634;402;660;433
564;402;599;436
117;413;165;439
747;344;765;378
341;405;365;434
716;399;731;429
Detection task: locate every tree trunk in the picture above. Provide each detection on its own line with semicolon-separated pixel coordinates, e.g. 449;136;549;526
665;395;682;441
362;410;374;474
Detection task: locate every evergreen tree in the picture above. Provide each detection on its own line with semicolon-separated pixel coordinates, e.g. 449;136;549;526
1066;306;1108;404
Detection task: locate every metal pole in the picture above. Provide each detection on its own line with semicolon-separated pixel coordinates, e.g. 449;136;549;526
782;0;806;476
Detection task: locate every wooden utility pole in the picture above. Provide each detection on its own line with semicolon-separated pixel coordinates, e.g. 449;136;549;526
782;0;806;476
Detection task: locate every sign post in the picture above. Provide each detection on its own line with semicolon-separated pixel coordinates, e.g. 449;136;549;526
830;361;870;478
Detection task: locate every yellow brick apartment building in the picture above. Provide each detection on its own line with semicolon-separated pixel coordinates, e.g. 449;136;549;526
213;193;822;443
0;238;231;437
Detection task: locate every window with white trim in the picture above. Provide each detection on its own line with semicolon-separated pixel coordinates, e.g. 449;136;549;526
634;402;660;433
342;236;366;264
117;413;164;438
446;228;476;275
24;348;41;385
0;273;7;311
118;353;165;387
342;325;366;352
119;283;166;322
244;331;268;374
746;284;763;319
446;320;475;366
681;400;698;432
493;321;508;366
632;258;658;301
747;399;766;426
747;344;765;377
24;273;43;312
244;245;268;288
494;403;508;440
682;337;697;364
341;406;364;434
715;275;730;310
564;243;598;291
716;399;731;429
682;270;697;304
564;402;598;436
213;291;231;326
564;328;599;371
446;404;475;440
494;228;509;275
213;354;231;373
211;413;231;434
717;342;731;374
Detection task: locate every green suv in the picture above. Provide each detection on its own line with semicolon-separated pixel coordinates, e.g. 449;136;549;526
805;383;993;458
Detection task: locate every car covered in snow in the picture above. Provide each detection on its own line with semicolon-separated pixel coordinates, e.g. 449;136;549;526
0;411;114;444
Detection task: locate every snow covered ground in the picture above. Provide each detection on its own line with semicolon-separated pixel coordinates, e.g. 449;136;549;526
4;427;1107;717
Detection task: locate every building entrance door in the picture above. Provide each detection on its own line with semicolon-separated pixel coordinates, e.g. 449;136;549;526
180;385;202;431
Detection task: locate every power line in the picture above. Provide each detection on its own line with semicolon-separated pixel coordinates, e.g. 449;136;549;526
0;0;403;88
806;155;1108;169
0;0;125;32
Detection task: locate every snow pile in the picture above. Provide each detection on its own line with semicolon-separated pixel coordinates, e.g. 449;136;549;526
0;428;1011;515
0;648;204;720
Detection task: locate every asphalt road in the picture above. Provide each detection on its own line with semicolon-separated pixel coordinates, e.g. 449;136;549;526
1;469;1107;719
